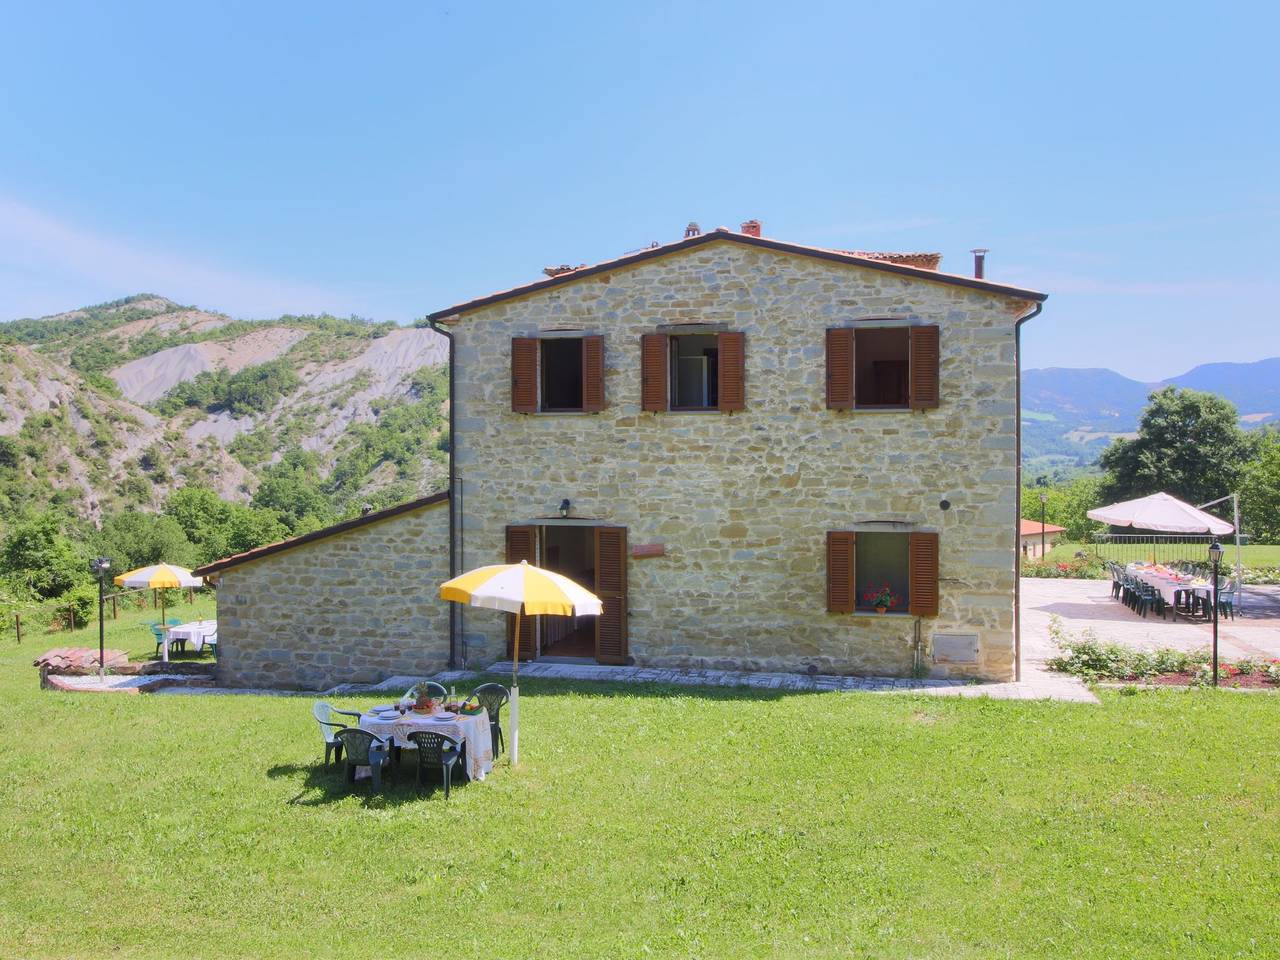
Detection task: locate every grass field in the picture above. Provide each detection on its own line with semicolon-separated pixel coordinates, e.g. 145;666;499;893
3;638;1280;957
1046;540;1280;567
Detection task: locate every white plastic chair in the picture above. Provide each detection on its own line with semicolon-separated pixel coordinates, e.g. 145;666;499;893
312;701;362;766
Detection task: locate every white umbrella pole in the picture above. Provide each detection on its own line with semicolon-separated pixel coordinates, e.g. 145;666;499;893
510;609;521;766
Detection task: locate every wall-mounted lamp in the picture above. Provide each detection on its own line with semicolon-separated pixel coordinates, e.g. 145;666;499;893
559;499;571;518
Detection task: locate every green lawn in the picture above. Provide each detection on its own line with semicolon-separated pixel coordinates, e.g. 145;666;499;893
17;591;218;662
1047;540;1280;567
2;640;1279;957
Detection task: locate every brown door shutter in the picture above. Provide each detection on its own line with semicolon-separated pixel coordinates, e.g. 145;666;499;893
826;531;856;613
825;328;855;410
717;331;746;412
582;335;605;412
511;337;538;413
909;325;940;410
908;531;940;617
505;525;537;660
640;333;668;412
594;526;628;664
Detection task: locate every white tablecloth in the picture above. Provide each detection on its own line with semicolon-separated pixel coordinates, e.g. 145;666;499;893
163;620;217;657
358;710;493;781
1125;565;1211;607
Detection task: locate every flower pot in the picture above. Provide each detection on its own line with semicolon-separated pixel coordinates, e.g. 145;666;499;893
875;606;887;614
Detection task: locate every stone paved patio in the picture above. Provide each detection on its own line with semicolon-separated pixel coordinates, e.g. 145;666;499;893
1021;579;1280;671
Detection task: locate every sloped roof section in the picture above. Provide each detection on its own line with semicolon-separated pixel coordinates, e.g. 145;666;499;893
193;491;449;577
427;229;1046;321
1019;519;1067;536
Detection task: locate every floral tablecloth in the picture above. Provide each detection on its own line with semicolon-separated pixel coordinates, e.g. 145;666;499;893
358;709;493;781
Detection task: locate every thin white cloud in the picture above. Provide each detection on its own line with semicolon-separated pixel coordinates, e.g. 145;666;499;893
0;195;341;320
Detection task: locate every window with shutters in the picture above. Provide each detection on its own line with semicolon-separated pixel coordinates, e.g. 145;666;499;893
511;334;605;414
826;324;940;411
827;528;939;617
669;334;719;410
541;338;583;411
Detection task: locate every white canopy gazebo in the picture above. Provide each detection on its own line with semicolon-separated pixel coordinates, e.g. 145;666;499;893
1088;492;1241;602
1087;492;1234;535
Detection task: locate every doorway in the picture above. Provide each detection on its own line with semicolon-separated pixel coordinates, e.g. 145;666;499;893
540;525;596;658
505;523;629;664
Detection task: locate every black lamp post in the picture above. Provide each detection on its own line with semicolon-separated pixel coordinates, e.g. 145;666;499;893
559;499;571;519
1209;541;1223;686
1039;491;1048;558
89;557;112;679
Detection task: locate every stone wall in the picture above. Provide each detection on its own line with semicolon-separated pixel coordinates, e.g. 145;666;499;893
213;501;451;689
446;240;1036;680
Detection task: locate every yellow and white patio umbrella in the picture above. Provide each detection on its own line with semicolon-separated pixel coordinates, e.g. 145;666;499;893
440;559;602;764
113;563;204;643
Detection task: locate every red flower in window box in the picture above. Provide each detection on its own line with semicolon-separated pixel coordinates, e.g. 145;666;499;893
862;583;901;613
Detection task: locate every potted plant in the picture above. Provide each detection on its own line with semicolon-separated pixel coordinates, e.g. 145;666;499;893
862;583;901;614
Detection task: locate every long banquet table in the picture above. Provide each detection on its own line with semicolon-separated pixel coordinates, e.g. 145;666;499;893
1125;563;1213;615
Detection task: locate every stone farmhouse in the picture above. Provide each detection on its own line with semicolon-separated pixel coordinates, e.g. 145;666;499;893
196;221;1046;688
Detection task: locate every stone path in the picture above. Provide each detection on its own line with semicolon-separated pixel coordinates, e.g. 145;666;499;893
476;660;1098;703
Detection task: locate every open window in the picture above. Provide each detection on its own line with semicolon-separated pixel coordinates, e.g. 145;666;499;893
641;331;745;413
541;338;583;411
827;529;939;616
670;334;719;410
825;325;940;411
511;335;604;413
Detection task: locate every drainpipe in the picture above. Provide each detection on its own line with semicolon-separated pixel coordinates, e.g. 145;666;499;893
1013;301;1043;683
428;317;458;670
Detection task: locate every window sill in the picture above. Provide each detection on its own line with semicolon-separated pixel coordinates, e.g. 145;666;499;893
851;405;910;413
850;609;912;618
534;409;597;416
667;407;722;414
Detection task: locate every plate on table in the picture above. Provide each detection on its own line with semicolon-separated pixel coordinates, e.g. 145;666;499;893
430;712;458;722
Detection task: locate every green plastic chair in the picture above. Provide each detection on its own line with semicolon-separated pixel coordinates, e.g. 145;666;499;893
312;701;361;765
333;728;394;791
406;731;462;798
466;682;510;757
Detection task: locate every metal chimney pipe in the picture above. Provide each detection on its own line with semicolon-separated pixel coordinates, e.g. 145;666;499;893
970;248;988;279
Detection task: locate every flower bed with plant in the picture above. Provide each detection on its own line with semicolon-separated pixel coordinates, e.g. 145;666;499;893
1021;555;1106;579
1045;616;1280;688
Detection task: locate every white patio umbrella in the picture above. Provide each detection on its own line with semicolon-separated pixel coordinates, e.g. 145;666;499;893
439;560;602;765
1087;492;1234;535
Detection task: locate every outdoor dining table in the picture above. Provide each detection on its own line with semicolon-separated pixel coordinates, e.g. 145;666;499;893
358;708;494;782
1125;563;1212;616
163;620;217;658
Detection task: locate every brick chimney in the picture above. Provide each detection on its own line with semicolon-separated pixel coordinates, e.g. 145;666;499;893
684;222;701;238
740;219;762;238
970;248;988;279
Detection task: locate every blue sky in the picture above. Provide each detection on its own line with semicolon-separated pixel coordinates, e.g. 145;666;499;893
1;0;1276;381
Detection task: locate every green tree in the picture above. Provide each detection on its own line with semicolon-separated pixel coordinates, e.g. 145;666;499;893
92;512;199;572
0;513;85;598
1098;387;1253;509
1241;429;1280;543
1024;474;1104;541
252;449;335;532
164;486;289;564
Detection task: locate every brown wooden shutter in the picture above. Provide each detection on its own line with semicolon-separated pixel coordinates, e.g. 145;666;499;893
908;325;940;410
594;526;628;664
505;525;537;660
908;531;940;617
581;335;605;412
640;333;668;412
511;337;538;413
826;531;856;613
717;330;745;412
825;328;854;410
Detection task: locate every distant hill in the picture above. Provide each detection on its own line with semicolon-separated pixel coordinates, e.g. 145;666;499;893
1022;357;1279;473
0;294;448;522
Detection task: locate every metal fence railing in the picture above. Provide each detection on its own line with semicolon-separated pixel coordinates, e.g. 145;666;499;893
1087;534;1241;565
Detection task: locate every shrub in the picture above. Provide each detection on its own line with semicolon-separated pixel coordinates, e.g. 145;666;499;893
1022;555;1106;579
